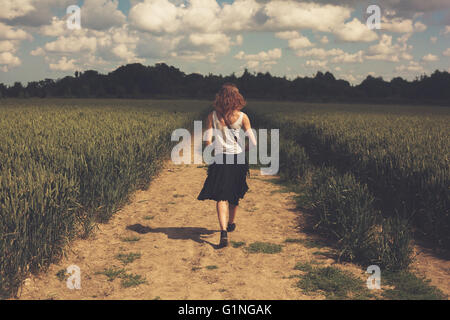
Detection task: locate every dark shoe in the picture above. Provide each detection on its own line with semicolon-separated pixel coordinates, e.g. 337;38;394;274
218;231;228;248
227;223;236;232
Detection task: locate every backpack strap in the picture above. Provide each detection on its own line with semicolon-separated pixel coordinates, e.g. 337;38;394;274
223;117;239;143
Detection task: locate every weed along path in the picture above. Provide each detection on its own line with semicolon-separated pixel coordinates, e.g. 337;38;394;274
15;146;449;300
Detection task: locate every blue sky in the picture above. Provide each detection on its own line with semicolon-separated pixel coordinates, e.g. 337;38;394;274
0;0;449;85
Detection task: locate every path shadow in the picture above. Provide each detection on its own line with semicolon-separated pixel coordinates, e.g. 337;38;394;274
126;224;220;249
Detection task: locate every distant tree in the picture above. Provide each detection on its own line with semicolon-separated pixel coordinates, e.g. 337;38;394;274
3;63;449;103
0;83;6;98
357;75;391;98
9;82;24;98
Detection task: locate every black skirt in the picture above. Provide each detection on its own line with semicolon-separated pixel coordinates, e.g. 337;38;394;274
197;153;249;206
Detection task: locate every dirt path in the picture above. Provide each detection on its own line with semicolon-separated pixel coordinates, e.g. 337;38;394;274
15;148;449;300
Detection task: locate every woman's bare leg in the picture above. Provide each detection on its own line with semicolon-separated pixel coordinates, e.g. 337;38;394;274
216;201;229;231
229;204;238;224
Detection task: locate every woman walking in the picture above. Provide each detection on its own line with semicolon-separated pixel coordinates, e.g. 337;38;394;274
198;83;257;248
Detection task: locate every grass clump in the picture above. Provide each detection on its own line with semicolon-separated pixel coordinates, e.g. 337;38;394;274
173;194;185;198
284;238;304;244
95;267;126;281
55;269;67;282
205;265;218;270
294;262;313;272
297;266;372;300
96;267;147;288
230;241;246;248
246;242;282;254
284;238;326;249
115;252;142;265
382;271;447;300
121;236;141;242
120;273;147;288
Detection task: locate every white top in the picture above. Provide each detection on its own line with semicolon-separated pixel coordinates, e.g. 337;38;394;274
212;110;244;154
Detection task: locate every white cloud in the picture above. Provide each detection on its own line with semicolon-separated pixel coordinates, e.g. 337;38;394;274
234;48;282;61
381;17;415;33
32;22;150;71
233;35;243;46
172;31;243;62
219;0;260;32
264;1;351;33
136;33;183;59
0;21;30;72
112;44;144;63
414;21;427;32
443;48;450;57
400;52;414;61
129;0;181;34
430;36;437;44
0;51;21;71
49;56;77;71
0;40;17;53
171;51;216;62
181;0;222;33
421;53;439;62
0;0;35;20
295;47;344;59
246;60;259;69
305;60;327;68
39;17;67;37
316;0;450;19
275;31;300;40
121;0;386;70
81;0;126;30
288;36;313;49
30;47;44;56
365;34;412;62
44;34;97;53
395;61;424;73
332;50;364;63
128;0;358;39
320;36;329;44
276;31;313;50
334;18;378;42
0;22;31;40
379;17;426;33
234;47;282;70
187;32;232;57
6;0;73;27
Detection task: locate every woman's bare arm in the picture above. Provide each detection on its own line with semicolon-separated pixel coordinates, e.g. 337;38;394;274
242;113;257;148
204;112;213;146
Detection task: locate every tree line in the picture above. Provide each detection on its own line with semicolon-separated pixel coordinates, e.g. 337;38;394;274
1;62;449;103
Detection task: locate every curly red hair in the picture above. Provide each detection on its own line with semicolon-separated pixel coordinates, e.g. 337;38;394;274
213;83;246;123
